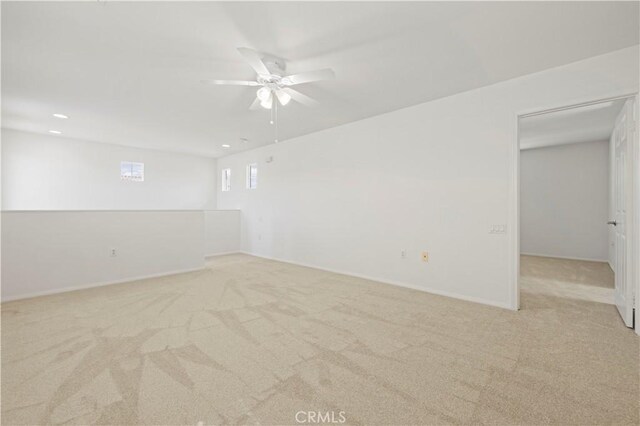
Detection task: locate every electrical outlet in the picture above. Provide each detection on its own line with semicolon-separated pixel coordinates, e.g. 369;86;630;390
400;250;407;259
421;251;429;262
110;248;117;257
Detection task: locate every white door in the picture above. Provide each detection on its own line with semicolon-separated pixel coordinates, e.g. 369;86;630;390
612;99;636;327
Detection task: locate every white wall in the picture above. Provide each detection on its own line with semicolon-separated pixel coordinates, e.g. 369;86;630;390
520;141;609;261
217;46;639;309
1;211;205;301
1;129;217;210
204;210;241;256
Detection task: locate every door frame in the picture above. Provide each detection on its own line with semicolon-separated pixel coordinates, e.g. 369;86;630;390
510;93;640;333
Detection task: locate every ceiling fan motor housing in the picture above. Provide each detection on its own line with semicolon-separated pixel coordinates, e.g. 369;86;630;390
262;56;286;76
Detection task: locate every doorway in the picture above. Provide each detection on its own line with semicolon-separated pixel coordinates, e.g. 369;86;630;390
515;95;638;329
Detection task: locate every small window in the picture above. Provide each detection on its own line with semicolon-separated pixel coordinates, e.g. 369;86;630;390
121;161;144;182
247;164;257;189
221;168;231;191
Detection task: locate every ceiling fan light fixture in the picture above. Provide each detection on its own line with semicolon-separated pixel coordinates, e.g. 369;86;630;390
260;95;273;109
257;87;271;102
277;90;291;106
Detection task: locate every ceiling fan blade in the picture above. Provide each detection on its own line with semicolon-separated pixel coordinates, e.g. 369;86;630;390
202;79;259;86
281;88;319;107
282;68;335;86
249;97;261;110
237;47;271;77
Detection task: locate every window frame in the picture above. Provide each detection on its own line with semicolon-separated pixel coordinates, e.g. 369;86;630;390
221;168;231;192
120;161;144;182
246;163;258;190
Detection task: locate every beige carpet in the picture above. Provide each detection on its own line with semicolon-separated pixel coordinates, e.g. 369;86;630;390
521;255;615;304
2;254;638;425
521;255;614;288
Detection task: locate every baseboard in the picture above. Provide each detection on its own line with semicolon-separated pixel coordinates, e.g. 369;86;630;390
240;251;513;310
1;266;206;303
205;251;241;258
521;252;609;263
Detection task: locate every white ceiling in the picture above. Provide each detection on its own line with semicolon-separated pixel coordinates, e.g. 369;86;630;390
2;2;639;158
519;99;626;150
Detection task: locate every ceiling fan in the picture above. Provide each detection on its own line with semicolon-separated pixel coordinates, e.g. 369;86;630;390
203;47;335;110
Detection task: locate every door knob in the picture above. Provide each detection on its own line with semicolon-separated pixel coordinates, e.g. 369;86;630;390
607;220;617;226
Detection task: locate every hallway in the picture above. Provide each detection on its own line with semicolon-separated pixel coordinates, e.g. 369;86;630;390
520;255;614;305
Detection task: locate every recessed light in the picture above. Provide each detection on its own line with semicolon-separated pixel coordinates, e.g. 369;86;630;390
49;130;62;134
52;113;69;119
222;144;231;148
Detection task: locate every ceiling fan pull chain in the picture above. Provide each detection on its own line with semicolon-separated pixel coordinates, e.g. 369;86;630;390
275;97;279;143
270;98;274;124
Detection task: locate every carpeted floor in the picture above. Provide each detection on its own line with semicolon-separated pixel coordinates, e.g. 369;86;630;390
2;254;638;425
520;255;615;304
520;255;614;288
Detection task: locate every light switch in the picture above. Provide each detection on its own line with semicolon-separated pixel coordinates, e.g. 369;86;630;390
489;225;506;234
